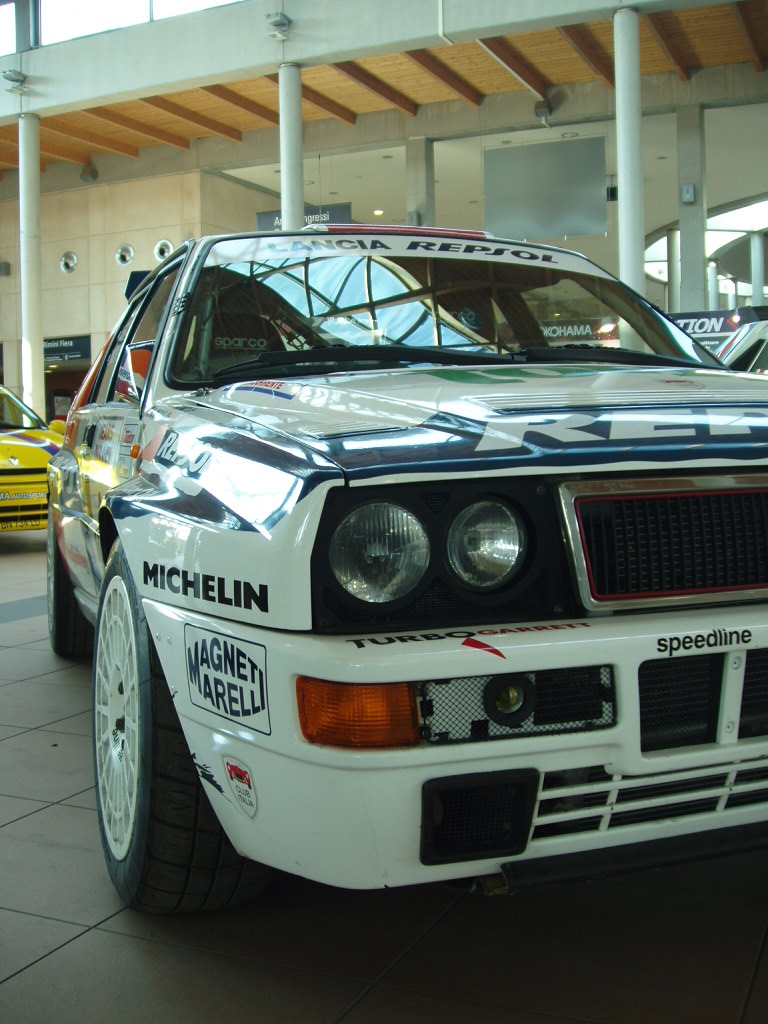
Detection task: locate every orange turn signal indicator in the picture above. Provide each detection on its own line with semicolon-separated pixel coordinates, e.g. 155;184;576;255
296;677;420;749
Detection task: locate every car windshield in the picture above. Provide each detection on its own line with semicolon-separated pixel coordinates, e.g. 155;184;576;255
170;235;715;385
0;389;46;431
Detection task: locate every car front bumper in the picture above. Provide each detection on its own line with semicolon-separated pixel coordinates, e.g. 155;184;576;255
143;598;768;889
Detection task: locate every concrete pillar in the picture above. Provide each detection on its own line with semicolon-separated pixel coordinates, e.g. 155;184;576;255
613;9;645;295
707;261;720;310
666;229;680;312
677;105;707;311
751;231;765;305
1;341;23;396
405;138;435;227
278;63;304;232
19;112;45;417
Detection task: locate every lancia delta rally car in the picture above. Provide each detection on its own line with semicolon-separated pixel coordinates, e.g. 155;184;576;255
1;386;63;532
47;226;768;912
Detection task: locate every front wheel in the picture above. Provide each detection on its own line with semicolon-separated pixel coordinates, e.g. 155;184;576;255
93;540;271;913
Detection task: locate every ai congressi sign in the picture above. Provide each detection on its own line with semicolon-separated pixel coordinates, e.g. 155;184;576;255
256;203;353;231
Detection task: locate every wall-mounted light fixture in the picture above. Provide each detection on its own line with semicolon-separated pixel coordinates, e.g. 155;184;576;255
154;239;173;262
115;244;134;267
60;252;78;274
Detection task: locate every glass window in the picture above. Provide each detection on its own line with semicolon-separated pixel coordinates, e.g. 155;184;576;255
0;2;15;57
170;240;716;386
153;0;245;19
41;0;147;44
40;0;246;44
0;389;45;430
96;268;179;404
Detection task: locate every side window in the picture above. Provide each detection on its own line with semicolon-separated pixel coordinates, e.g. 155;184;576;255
95;269;180;405
747;338;768;374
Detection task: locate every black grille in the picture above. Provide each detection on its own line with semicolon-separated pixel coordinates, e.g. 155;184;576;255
577;489;768;600
533;762;768;841
638;654;724;752
740;649;768;739
421;770;538;864
610;798;719;828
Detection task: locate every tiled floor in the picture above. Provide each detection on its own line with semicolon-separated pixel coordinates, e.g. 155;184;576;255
2;531;768;1023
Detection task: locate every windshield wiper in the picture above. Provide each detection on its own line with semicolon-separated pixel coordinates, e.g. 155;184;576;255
511;345;703;369
210;344;512;381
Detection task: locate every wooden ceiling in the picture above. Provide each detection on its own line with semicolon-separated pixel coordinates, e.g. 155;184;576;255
0;1;765;178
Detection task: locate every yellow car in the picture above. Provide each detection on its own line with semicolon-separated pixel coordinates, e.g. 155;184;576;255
0;385;64;532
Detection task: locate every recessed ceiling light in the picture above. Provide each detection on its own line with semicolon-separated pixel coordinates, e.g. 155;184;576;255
562;132;579;139
373;209;384;216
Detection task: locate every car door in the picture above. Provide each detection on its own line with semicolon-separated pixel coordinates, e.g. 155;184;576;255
60;264;181;604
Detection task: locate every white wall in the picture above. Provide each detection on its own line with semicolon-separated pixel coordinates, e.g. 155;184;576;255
1;171;202;369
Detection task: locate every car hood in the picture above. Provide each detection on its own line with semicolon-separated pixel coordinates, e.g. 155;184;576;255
0;427;62;470
191;362;768;478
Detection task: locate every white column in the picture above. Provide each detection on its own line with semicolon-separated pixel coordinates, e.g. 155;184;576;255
751;231;765;305
406;138;435;227
707;261;720;310
677;105;708;311
278;63;304;232
1;341;23;397
19;112;45;417
613;8;645;295
666;229;680;312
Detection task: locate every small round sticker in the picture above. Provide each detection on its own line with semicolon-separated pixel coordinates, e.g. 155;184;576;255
224;757;258;818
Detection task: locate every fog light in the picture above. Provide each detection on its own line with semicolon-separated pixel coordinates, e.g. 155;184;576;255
297;677;420;748
483;674;535;727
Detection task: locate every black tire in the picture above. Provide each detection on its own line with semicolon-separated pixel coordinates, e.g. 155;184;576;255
92;540;271;913
47;507;94;657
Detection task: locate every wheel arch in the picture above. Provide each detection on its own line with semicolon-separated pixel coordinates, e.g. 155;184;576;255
98;506;119;564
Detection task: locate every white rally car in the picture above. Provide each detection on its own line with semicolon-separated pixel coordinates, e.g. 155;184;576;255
48;226;768;912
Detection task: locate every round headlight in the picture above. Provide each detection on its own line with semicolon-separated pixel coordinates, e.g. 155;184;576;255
330;503;430;603
446;500;526;590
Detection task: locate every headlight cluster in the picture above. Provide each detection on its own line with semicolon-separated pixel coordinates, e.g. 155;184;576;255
329;499;527;604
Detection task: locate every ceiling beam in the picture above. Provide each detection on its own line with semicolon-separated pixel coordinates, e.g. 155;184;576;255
38;135;89;165
202;85;280;126
298;82;357;125
86;107;191;150
266;74;357;125
406;49;482;106
477;37;551;101
334;61;418;116
43;121;139;159
559;25;615;88
643;14;690;81
731;2;766;72
141;96;242;142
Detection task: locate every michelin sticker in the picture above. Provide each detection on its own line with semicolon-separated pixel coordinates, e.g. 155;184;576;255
185;625;270;734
